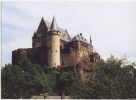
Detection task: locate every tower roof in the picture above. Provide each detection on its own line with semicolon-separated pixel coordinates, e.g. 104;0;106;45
50;16;60;32
90;34;92;44
71;33;89;44
34;17;71;42
36;17;48;34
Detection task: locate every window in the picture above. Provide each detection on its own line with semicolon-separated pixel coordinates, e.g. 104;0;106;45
56;50;57;52
90;55;94;62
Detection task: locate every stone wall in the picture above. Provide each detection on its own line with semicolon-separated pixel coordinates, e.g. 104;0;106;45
61;41;94;67
32;33;48;48
12;39;100;69
12;47;48;66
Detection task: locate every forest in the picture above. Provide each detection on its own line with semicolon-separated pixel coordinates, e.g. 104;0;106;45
1;55;136;99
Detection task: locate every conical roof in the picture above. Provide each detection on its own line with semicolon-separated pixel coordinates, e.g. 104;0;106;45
90;34;92;44
50;16;59;32
37;17;48;34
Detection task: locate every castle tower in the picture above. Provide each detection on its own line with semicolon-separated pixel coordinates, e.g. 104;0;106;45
48;16;60;68
32;17;48;48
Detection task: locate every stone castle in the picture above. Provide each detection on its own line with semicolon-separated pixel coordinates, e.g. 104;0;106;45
12;16;100;80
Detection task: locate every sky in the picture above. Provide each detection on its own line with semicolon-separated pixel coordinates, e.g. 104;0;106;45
1;1;136;66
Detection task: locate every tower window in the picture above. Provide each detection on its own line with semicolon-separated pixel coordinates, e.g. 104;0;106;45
56;50;57;52
55;63;56;65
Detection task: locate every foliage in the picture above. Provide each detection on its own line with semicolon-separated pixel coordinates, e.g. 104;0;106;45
1;56;136;99
1;59;75;98
55;71;75;95
69;55;136;99
1;59;56;98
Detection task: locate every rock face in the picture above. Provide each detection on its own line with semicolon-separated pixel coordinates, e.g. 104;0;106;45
12;17;100;80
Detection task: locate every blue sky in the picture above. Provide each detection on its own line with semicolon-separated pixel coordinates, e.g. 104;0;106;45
2;1;136;66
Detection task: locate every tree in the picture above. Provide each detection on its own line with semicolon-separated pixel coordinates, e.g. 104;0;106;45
2;56;136;99
68;55;136;99
55;71;75;96
1;59;56;98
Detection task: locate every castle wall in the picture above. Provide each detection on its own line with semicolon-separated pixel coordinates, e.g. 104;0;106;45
61;48;76;67
61;41;94;67
12;39;99;69
12;47;48;66
32;34;48;48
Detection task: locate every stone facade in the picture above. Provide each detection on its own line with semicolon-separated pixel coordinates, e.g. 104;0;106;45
12;16;100;80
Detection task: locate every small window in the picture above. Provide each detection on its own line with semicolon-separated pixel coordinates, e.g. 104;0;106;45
56;50;57;52
55;63;56;65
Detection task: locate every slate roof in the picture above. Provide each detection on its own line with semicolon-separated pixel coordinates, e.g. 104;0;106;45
71;33;89;44
34;17;89;44
44;19;71;42
50;16;59;32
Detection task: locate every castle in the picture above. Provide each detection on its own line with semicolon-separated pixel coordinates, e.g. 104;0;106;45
12;16;100;80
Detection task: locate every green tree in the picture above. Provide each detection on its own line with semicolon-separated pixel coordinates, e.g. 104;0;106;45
68;55;136;99
54;71;75;96
2;56;136;99
1;59;56;98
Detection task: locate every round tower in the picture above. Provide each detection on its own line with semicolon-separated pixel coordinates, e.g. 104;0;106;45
48;16;60;68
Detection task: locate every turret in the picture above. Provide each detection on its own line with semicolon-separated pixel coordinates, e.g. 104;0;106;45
48;16;61;68
90;34;92;45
